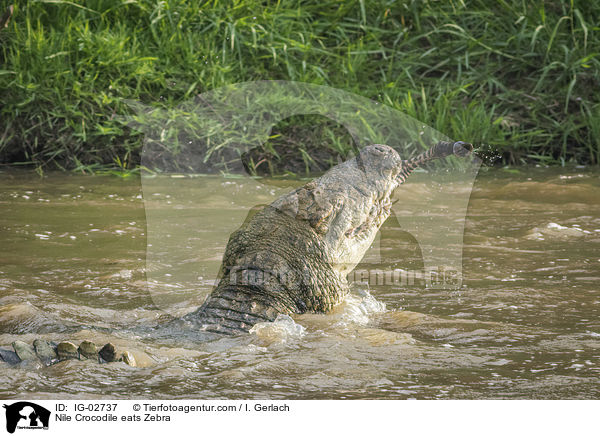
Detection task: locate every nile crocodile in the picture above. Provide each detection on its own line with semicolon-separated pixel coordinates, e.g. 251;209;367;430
0;140;472;366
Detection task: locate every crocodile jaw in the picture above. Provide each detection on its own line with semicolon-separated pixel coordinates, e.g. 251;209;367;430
271;144;403;277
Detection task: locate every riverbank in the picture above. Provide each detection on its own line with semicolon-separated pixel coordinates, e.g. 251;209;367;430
0;0;598;173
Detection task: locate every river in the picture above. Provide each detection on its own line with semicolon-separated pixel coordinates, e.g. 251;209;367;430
0;168;598;399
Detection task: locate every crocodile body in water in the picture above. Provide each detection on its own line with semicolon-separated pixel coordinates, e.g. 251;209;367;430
0;141;472;366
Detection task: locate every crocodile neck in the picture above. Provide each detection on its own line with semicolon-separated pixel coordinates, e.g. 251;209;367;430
184;206;350;335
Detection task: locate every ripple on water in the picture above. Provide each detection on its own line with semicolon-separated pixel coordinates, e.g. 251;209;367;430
0;302;70;334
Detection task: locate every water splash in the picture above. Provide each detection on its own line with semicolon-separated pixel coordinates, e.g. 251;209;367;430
249;314;306;345
331;288;387;327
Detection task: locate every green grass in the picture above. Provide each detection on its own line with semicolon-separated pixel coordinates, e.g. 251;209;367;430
0;0;599;173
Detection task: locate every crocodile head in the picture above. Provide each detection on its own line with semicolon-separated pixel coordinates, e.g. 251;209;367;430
271;144;405;276
271;141;472;276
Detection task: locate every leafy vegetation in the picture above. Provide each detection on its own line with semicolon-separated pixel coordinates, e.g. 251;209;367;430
0;0;598;173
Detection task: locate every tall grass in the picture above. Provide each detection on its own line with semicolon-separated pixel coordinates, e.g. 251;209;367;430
0;0;598;172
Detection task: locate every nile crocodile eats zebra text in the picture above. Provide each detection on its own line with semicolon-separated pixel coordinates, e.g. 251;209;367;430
0;140;473;366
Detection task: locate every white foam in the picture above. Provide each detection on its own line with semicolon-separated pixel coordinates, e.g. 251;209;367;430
547;222;568;230
332;288;386;327
249;314;306;344
525;222;588;240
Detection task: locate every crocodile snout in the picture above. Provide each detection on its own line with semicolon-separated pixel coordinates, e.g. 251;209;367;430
453;141;473;157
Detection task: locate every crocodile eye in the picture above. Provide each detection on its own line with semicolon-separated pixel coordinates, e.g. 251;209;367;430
370;144;388;155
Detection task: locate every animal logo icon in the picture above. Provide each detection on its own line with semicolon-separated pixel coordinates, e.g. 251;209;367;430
3;402;50;434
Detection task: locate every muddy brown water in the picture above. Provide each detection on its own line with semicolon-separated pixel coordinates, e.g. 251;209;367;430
0;168;598;399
